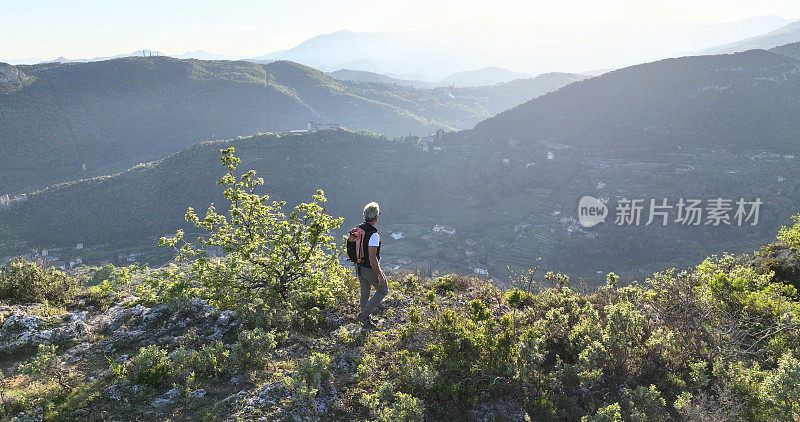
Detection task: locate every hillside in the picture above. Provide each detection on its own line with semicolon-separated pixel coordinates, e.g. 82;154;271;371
771;40;800;60
1;182;799;420
0;57;569;193
699;20;800;54
470;49;800;152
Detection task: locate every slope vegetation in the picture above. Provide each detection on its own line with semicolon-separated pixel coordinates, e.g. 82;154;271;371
470;49;800;152
1;57;574;192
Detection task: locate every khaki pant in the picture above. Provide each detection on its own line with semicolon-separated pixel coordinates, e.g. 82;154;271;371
356;265;388;319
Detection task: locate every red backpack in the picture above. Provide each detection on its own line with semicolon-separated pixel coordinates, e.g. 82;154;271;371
347;227;367;264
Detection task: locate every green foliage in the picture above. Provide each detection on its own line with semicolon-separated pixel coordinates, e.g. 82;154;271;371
433;274;473;293
106;356;127;379
230;327;277;371
89;264;116;286
468;298;492;321
153;148;349;328
360;381;425;422
505;288;535;309
375;392;425;422
777;214;800;250
172;341;230;380
129;345;173;388
760;351;800;419
605;272;619;289
583;403;622;422
0;258;81;304
292;353;333;400
83;265;135;310
622;385;667;422
422;307;516;404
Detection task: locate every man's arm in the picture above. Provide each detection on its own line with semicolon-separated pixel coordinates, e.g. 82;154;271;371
368;246;386;286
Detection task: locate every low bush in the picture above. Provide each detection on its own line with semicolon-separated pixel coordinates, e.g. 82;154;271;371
0;258;81;304
129;345;173;387
230;327;277;371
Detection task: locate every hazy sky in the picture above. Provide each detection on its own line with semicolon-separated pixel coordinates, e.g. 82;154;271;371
2;0;800;60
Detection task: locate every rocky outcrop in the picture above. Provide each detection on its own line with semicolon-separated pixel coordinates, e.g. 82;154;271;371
0;298;238;358
0;309;88;355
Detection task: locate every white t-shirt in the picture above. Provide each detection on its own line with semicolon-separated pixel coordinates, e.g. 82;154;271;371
368;233;380;247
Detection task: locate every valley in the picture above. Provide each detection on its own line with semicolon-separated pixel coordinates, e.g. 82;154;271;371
2;127;797;284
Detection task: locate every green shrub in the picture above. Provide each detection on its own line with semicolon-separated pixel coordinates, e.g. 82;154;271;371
230;327;276;371
172;341;230;380
391;350;437;395
505;288;535;309
760;351;800;419
375;392;425;422
129;345;173;387
777;214;800;250
0;258;81;304
433;274;472;293
468;298;492;321
292;352;333;400
583;402;622;422
622;384;667;422
89;264;116;286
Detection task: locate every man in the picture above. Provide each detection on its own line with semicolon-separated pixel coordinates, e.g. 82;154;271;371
356;202;387;328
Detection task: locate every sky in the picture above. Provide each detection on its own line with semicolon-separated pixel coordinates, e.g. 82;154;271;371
2;0;800;61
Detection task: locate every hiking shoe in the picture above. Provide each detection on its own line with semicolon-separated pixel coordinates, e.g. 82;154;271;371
357;315;376;329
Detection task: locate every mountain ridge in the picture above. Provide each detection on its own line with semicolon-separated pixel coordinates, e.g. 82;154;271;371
697;20;800;54
470;49;800;152
0;56;577;192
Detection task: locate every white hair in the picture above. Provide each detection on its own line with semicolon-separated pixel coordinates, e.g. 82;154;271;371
363;202;380;222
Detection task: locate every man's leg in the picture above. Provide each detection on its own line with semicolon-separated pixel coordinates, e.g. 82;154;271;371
359;267;388;320
357;266;371;311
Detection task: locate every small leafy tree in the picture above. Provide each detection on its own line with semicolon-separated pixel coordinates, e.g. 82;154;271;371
158;147;349;319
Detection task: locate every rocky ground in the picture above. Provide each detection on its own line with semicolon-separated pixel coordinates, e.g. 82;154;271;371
1;297;247;421
0;277;427;422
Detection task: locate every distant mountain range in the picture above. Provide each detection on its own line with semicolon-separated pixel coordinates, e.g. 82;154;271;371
328;69;436;88
7;15;790;80
0;57;580;193
330;67;545;88
440;67;531;87
248;16;792;78
471;48;800;153
4;50;241;65
697;20;800;55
